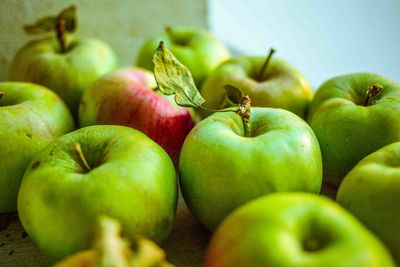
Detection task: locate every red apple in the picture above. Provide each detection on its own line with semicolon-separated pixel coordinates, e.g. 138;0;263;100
79;67;194;162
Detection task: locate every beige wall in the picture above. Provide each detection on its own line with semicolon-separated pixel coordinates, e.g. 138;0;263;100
0;0;208;81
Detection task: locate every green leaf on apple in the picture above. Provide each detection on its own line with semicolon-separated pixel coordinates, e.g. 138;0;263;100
24;17;56;34
57;5;77;33
23;5;77;35
153;41;205;108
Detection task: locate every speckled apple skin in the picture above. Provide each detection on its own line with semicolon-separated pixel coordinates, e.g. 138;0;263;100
0;82;74;213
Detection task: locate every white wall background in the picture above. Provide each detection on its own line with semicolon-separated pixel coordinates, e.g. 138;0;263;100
208;0;400;88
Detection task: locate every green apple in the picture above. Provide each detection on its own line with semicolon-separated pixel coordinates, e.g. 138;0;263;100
18;125;177;260
307;73;400;187
179;107;322;230
150;41;321;231
337;142;400;264
200;53;313;118
205;193;396;267
137;26;230;86
9;5;117;119
0;82;74;213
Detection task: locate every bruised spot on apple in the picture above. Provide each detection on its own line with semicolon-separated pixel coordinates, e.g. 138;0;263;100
31;161;40;170
79;68;194;162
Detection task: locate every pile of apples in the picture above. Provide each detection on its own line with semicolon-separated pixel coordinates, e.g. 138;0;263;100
1;5;400;267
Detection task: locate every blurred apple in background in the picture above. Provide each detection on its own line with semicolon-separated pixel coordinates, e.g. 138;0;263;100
8;5;117;120
0;82;74;213
205;193;396;267
200;50;313;119
308;73;400;187
337;142;400;264
79;68;194;163
137;26;230;86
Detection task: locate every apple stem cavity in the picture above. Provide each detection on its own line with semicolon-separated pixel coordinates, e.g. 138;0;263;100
165;26;181;45
73;143;91;172
364;83;383;106
0;91;4;101
303;238;321;252
257;48;276;81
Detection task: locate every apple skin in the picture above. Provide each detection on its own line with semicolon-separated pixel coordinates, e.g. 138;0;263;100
9;36;118;118
179;107;322;231
205;193;396;267
17;125;178;260
337;142;400;264
137;27;230;86
79;67;194;163
0;82;74;213
307;73;400;187
200;56;313;118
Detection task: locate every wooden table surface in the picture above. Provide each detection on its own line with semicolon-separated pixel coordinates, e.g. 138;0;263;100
0;194;211;267
0;184;336;267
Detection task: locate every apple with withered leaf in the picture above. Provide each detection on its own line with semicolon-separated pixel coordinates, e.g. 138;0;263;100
137;26;230;86
152;42;322;231
9;5;117;119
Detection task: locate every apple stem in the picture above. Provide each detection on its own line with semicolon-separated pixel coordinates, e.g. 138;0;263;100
236;95;251;137
257;48;276;81
364;83;383;106
165;26;176;41
73;143;91;172
56;18;67;53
